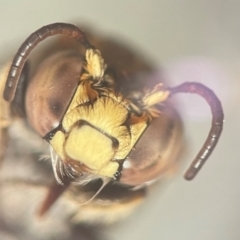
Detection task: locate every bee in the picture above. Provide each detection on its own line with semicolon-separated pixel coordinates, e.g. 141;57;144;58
0;23;223;239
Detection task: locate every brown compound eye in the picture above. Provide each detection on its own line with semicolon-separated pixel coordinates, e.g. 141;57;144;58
120;105;183;187
25;51;84;137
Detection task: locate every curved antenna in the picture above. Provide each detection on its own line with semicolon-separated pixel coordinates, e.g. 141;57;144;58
169;82;224;180
4;23;92;102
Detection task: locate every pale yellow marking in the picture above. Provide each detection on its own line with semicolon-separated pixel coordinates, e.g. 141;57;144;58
96;162;119;178
65;84;89;113
50;131;65;160
63;97;131;159
65;125;118;177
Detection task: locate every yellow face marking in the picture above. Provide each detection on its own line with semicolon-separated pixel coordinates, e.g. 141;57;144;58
65;125;118;177
96;161;119;178
66;84;89;113
63;96;131;160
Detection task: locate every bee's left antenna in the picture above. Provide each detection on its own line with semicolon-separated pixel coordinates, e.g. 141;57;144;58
169;82;224;180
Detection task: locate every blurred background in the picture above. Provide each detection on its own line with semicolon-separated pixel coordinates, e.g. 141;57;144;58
0;1;239;240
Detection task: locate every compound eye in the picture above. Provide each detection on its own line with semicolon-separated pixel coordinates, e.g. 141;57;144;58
119;105;182;187
25;52;83;137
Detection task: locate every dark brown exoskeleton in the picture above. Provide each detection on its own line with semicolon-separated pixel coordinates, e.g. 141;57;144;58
1;23;224;224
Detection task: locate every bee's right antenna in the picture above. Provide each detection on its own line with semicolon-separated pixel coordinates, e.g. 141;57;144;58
168;82;224;180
